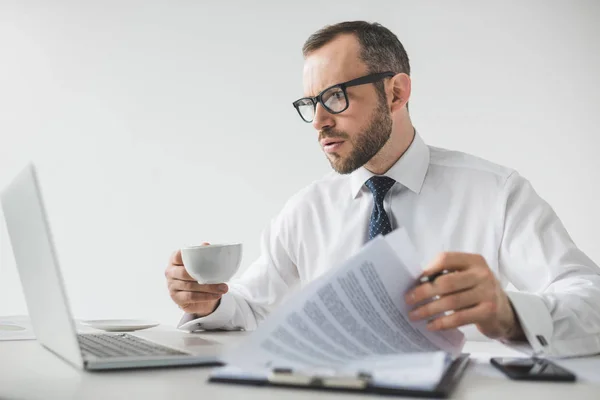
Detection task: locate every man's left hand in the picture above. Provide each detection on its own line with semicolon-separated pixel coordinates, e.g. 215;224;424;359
405;252;524;340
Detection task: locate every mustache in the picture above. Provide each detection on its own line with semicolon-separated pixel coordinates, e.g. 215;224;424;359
318;129;350;142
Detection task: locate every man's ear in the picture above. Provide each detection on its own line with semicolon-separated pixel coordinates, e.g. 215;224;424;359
389;73;411;113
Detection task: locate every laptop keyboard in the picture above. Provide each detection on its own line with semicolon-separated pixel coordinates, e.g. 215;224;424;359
78;333;189;358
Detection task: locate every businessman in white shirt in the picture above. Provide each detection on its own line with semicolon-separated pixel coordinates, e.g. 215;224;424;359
165;21;600;357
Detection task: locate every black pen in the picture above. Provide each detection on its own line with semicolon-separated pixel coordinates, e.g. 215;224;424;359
418;269;450;284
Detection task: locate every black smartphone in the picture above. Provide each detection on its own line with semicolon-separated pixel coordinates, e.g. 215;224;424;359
490;357;576;382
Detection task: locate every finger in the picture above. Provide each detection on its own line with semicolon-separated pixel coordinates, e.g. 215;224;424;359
169;280;228;294
423;252;486;275
426;301;495;331
405;269;482;305
408;287;482;321
171;290;223;304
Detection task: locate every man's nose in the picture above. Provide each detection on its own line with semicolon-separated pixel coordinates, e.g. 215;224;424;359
312;103;335;132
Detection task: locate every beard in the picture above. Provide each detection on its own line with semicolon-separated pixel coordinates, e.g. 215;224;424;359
320;100;393;175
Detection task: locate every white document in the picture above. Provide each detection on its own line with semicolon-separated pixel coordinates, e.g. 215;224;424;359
221;229;464;375
0;315;36;341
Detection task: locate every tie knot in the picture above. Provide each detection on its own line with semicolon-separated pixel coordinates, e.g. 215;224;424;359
365;176;396;201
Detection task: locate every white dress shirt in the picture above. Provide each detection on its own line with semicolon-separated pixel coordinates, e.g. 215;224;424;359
179;132;600;357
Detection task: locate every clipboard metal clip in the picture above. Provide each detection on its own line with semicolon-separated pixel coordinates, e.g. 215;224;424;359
268;368;371;389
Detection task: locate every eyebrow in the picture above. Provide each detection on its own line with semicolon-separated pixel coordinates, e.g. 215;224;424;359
305;80;342;98
304;72;395;98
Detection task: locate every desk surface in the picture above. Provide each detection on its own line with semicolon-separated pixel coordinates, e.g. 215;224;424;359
1;325;599;400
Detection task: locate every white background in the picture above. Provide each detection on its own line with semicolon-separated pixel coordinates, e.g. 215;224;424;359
1;0;599;325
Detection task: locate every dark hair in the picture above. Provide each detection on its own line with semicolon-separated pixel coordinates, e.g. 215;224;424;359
302;21;410;109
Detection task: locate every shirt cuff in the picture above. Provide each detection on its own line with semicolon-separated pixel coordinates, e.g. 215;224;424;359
505;291;554;355
177;292;236;331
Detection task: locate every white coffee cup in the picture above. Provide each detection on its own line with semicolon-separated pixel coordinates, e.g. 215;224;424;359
180;243;243;284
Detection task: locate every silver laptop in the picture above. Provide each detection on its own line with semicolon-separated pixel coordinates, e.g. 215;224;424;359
0;163;222;370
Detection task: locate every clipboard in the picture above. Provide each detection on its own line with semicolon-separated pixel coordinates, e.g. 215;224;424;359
208;353;470;398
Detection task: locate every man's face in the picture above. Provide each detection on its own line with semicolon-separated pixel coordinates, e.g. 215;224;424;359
302;34;392;174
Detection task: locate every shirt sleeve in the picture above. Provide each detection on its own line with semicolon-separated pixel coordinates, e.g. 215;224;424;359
178;209;300;332
498;171;600;357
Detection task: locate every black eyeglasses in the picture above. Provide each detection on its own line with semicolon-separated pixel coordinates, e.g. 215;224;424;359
292;71;395;123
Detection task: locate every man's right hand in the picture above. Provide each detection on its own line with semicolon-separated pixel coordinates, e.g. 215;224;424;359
165;244;228;317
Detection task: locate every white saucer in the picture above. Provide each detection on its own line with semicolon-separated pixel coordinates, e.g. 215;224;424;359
80;319;160;332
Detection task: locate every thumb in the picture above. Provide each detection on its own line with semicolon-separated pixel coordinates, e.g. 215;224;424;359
172;243;210;265
171;249;183;266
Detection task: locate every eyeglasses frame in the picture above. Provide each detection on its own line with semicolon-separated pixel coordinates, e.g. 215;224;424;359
292;71;396;123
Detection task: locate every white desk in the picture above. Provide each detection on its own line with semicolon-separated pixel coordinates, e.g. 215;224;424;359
1;325;599;400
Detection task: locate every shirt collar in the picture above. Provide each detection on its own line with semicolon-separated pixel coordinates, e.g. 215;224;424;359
349;130;430;199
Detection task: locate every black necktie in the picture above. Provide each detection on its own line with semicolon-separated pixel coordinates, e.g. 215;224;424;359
365;176;396;240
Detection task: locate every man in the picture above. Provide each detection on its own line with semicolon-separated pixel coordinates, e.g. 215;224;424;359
165;21;600;357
